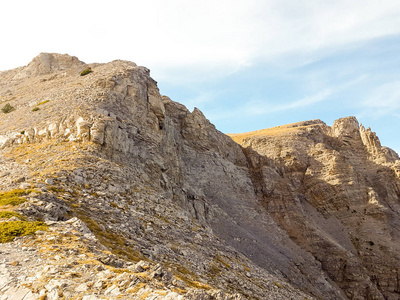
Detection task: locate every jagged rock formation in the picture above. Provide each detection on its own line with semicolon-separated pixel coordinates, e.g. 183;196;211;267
0;53;399;299
229;118;400;299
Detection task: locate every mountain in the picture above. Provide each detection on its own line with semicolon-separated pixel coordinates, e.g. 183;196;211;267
0;53;399;300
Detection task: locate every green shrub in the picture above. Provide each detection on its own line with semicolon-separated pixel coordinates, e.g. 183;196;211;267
0;189;32;206
0;211;23;219
0;221;47;243
1;103;15;114
37;100;50;106
80;67;93;76
32;107;40;112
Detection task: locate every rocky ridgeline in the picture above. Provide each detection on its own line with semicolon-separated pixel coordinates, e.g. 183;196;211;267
0;53;399;299
229;117;400;299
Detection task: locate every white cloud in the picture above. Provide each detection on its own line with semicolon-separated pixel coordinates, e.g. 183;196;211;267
1;0;400;75
245;89;332;116
182;91;222;111
362;81;400;118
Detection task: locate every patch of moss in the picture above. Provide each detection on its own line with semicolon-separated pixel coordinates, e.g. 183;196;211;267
167;263;211;290
273;281;285;289
37;100;50;106
0;211;23;219
1;103;15;114
214;254;231;269
110;202;120;209
172;287;188;294
0;221;48;243
108;267;131;274
241;262;250;272
129;283;147;294
0;189;33;206
48;186;65;193
208;263;222;278
80;67;93;76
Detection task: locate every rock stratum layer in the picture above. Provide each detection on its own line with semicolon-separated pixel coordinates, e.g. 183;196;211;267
0;53;399;300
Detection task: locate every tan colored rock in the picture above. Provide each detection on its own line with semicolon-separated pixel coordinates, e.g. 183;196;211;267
76;117;92;141
90;120;106;144
24;52;85;77
229;116;400;299
332;116;360;139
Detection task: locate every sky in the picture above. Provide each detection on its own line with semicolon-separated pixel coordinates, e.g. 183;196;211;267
1;0;399;154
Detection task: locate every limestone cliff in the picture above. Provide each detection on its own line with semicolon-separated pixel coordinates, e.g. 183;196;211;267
229;117;400;299
0;53;399;299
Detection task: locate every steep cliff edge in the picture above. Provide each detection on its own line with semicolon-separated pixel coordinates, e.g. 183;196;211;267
0;53;399;299
229;117;400;299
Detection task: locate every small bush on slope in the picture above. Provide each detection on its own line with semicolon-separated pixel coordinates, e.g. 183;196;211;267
0;221;47;243
1;103;15;113
0;189;33;206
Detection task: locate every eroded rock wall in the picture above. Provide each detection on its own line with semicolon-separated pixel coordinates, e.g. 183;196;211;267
234;117;400;299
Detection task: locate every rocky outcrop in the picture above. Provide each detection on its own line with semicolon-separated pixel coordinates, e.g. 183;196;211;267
21;52;86;77
360;124;400;163
229;116;400;299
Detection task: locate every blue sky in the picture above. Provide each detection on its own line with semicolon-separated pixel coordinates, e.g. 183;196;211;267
1;0;400;154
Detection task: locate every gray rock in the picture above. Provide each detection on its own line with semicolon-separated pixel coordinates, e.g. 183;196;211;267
45;178;54;185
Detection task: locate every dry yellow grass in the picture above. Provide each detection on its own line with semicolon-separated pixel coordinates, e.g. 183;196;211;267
227;121;318;144
228;126;298;144
4;140;97;178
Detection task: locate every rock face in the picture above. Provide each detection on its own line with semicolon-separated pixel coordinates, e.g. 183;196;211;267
22;52;85;78
229;117;400;299
0;53;399;299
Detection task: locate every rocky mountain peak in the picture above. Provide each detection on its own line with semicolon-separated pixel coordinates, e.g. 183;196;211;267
24;52;86;76
1;54;400;300
331;116;360;138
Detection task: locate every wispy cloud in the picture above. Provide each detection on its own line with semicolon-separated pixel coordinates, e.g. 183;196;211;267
361;81;400;118
2;1;400;75
180;91;225;112
204;88;333;123
245;89;332;116
203;72;369;124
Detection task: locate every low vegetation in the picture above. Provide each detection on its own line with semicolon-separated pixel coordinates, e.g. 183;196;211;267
80;67;93;76
37;100;50;106
0;220;47;243
0;189;46;243
0;211;23;219
228;123;308;144
31;100;49;112
1;103;15;114
0;189;33;206
74;211;143;262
